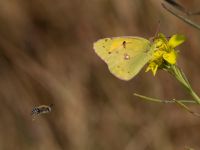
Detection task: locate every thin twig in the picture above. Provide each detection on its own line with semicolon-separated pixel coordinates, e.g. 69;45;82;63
172;99;200;117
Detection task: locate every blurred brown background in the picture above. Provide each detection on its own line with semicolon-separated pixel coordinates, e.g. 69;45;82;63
0;0;200;149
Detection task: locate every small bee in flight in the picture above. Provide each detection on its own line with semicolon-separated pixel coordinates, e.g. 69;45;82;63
31;104;53;117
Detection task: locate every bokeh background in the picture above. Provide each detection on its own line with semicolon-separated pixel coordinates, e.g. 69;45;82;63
1;0;200;149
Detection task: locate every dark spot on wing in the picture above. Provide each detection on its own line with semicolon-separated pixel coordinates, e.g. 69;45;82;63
105;39;108;42
122;41;126;48
108;51;112;54
103;46;105;48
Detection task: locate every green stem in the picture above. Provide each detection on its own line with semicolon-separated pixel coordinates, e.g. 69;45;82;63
134;93;200;117
169;65;200;104
134;93;197;104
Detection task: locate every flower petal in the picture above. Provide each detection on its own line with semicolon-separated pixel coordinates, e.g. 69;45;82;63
145;62;158;76
154;33;167;46
168;34;186;48
163;50;177;64
152;64;158;76
153;50;165;59
158;33;168;43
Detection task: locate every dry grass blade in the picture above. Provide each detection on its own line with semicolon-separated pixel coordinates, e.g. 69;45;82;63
164;0;186;13
162;3;200;30
164;0;200;16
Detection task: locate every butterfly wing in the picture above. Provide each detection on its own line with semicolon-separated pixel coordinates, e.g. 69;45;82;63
93;37;153;80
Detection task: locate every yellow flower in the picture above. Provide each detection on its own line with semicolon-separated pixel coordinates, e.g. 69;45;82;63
146;33;186;76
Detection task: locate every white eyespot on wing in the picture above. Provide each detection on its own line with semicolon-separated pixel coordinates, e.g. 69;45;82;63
124;53;130;60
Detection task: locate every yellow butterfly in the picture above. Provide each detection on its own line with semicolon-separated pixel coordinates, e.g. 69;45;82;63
93;37;155;80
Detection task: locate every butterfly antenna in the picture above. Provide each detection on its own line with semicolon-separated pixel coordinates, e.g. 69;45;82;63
149;20;160;42
154;20;160;38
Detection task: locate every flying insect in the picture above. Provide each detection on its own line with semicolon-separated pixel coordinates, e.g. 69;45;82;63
31;104;53;116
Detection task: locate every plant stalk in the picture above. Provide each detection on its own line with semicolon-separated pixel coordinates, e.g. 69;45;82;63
169;65;200;104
